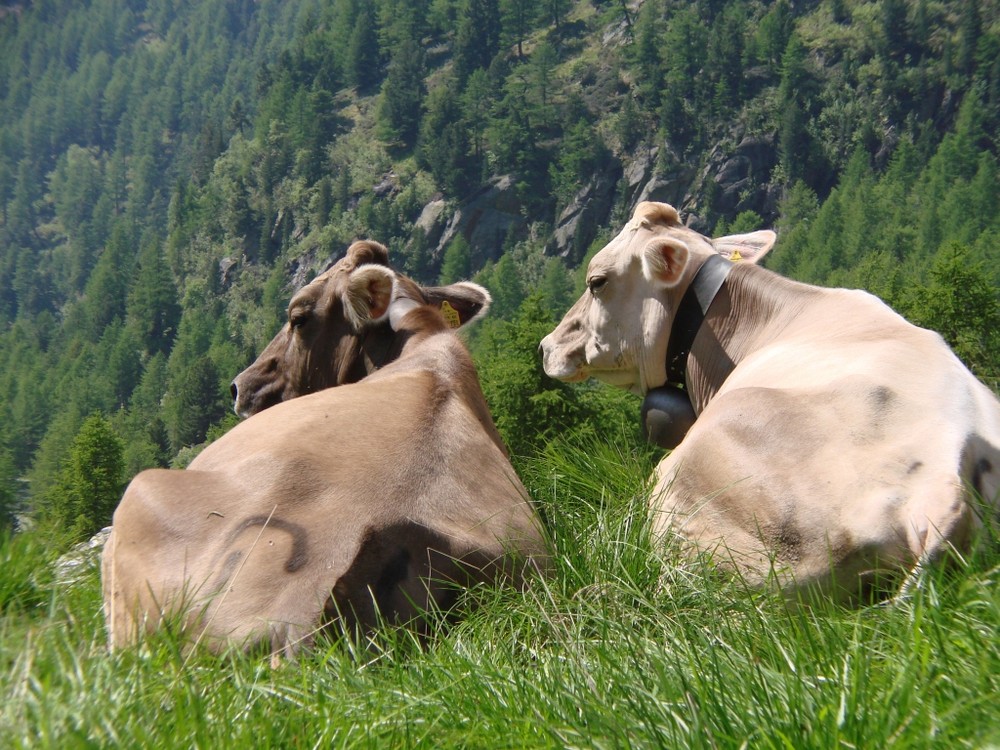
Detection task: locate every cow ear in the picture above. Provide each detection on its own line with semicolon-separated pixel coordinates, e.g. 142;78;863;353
712;230;776;264
642;237;689;287
345;239;390;268
422;282;492;329
344;265;394;329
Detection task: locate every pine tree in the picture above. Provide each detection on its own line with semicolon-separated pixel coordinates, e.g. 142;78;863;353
478;254;524;319
79;221;134;341
38;414;124;541
126;236;181;356
879;0;909;61
957;0;982;80
164;355;225;452
903;242;1000;380
473;295;583;460
0;448;19;532
419;82;474;196
500;0;537;59
439;235;472;284
347;3;380;92
376;38;426;149
632;0;664;108
454;0;501;83
539;257;575;317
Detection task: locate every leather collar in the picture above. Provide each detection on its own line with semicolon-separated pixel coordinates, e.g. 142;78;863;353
664;254;732;388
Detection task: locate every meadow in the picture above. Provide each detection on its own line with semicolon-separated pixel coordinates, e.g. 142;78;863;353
2;429;998;749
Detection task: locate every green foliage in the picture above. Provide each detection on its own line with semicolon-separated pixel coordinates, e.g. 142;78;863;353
537;257;576;318
0;448;19;533
476;253;525;319
454;0;501;83
715;209;764;236
474;296;583;459
126;237;181;357
36;414;124;543
438;235;472;285
549;118;610;208
347;3;381;92
901;242;1000;382
418;79;477;196
376;38;426;149
500;0;539;59
164;355;227;453
0;530;58;614
472;295;640;464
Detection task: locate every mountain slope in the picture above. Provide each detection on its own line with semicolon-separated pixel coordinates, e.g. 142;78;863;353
0;0;997;536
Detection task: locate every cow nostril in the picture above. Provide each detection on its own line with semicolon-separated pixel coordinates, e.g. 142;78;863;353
230;382;238;401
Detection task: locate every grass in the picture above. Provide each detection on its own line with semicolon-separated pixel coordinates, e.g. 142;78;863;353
2;429;999;748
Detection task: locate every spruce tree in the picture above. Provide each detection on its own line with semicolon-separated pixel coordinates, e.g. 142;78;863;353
347;3;380;92
376;38;427;149
454;0;501;83
39;414;124;541
439;235;472;285
126;237;181;356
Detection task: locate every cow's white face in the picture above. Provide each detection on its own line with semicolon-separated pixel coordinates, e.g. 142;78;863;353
540;202;775;395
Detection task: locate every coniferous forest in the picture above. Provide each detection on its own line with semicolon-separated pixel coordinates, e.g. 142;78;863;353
0;0;998;544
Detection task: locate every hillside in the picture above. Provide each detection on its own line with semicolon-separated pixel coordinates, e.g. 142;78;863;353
0;0;998;537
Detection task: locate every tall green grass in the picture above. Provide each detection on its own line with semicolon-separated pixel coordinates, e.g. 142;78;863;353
2;429;998;748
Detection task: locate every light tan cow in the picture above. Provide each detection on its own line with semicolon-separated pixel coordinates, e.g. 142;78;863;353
541;201;1000;601
103;243;547;658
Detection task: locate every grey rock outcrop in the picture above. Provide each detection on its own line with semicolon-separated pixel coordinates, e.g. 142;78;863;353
681;131;779;231
434;175;526;268
414;197;447;250
547;160;622;263
54;526;112;585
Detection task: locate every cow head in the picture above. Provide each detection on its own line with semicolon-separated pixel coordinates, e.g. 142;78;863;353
540;202;776;395
232;240;491;417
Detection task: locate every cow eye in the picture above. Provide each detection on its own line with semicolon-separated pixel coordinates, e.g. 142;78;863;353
289;310;311;329
588;277;608;296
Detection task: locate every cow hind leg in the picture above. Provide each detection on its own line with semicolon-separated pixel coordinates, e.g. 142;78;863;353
893;472;976;603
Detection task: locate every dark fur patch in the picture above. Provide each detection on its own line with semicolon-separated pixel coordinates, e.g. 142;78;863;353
227;514;310;573
868;385;896;408
375;547;411;606
973;458;993;498
770;522;803;562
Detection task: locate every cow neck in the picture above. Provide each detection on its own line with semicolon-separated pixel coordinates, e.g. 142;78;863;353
356;324;404;377
356;295;434;377
685;265;821;412
664;254;733;391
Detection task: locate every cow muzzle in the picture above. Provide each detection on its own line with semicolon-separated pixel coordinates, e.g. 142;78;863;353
231;363;285;418
539;332;587;382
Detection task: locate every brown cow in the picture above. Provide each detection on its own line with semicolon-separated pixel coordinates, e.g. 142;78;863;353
102;243;547;659
231;240;491;417
541;201;1000;601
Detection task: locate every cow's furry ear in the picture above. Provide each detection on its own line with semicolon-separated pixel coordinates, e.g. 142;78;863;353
713;230;776;264
345;239;390;268
642;237;689;287
422;281;492;328
344;265;394;329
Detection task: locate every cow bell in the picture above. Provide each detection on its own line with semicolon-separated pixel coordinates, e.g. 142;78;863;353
641;386;697;449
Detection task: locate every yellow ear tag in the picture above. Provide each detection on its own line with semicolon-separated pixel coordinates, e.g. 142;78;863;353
729;250;743;262
440;300;462;329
